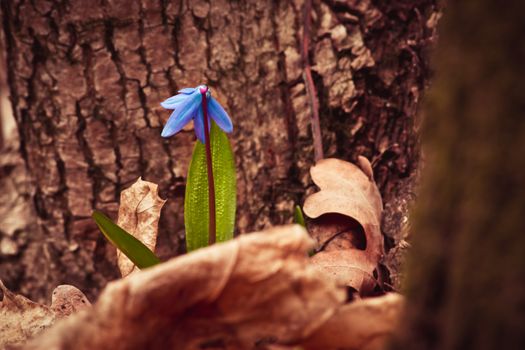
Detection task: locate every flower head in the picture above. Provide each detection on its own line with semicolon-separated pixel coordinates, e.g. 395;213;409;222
160;85;233;143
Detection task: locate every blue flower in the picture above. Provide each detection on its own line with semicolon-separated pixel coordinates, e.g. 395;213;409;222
160;85;233;143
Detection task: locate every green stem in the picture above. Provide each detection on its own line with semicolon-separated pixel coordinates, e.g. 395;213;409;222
201;89;216;245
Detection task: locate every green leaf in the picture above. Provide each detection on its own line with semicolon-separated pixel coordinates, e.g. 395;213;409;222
293;205;313;256
185;121;237;251
92;210;160;269
294;205;306;227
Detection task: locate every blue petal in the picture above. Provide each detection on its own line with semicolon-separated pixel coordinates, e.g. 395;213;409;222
161;92;201;138
178;87;196;94
208;97;233;133
193;106;211;144
160;94;187;109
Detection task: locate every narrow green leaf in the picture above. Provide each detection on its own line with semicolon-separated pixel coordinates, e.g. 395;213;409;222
185;121;237;251
294;205;306;227
293;205;313;256
92;210;160;269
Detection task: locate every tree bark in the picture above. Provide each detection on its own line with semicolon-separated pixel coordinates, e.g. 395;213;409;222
391;1;525;349
0;0;438;302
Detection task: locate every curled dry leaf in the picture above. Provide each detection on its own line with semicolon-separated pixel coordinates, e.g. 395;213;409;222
117;177;166;277
24;225;346;350
303;158;384;294
0;281;90;348
301;293;404;350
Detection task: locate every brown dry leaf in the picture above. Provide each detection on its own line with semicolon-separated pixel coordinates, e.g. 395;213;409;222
50;285;91;319
303;158;384;293
24;225;346;350
301;293;404;350
0;280;55;348
0;281;90;348
117;177;166;277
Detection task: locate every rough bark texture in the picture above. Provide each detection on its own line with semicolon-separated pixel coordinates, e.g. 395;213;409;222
0;0;438;302
391;1;525;349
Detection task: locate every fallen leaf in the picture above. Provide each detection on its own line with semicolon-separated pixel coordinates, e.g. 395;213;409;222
0;281;90;348
301;293;404;350
303;158;384;293
117;177;166;277
0;280;55;348
24;225;346;350
50;285;91;318
357;155;374;181
310;250;377;294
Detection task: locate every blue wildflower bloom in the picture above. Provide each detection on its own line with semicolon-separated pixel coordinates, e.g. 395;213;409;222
160;85;233;143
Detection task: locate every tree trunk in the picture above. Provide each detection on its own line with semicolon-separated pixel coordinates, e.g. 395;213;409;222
391;1;525;349
0;0;438;302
